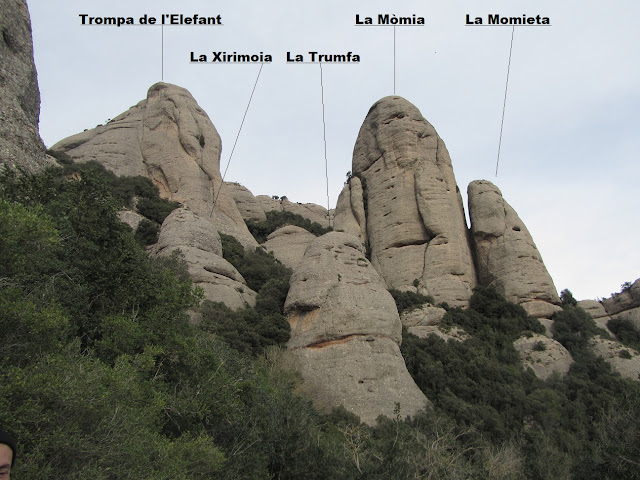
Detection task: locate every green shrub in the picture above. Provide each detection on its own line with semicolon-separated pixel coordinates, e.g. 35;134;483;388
607;318;640;351
136;195;179;224
560;288;578;306
219;233;292;293
246;210;331;243
619;349;633;359
134;218;160;245
551;305;606;356
200;301;290;356
389;289;434;314
533;340;547;352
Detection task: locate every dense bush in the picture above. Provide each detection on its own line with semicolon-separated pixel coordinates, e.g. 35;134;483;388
607;318;640;351
201;233;294;356
388;289;434;314
3;165;640;479
219;233;292;293
551;304;608;357
135;218;160;246
401;287;640;479
246;210;331;243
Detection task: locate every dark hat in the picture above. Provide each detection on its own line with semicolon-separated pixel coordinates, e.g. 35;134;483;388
0;430;16;466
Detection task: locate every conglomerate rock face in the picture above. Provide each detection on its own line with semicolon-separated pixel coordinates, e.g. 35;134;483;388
152;208;256;310
335;96;476;307
513;334;573;380
602;278;640;316
49;82;256;249
467;180;560;312
284;232;428;425
262;225;316;270
0;0;48;171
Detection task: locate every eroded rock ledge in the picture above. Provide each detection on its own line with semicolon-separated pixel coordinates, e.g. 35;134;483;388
284;232;429;425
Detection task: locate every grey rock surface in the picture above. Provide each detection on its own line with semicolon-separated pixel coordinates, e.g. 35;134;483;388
610;306;640;332
334;177;367;242
0;0;48;171
468;180;560;310
49;83;257;249
407;325;469;343
514;334;573;380
250;194;332;228
224;182;267;223
400;305;447;328
153;208;256;310
262;225;316;270
285;232;428;424
343;96;476;306
602;278;640;315
520;300;563;320
578;299;614;335
117;210;146;231
578;300;609;319
589;336;640;381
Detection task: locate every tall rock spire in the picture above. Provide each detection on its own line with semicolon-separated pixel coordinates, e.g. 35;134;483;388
468;180;560;314
0;0;48;171
49;82;256;249
284;232;429;425
336;96;476;306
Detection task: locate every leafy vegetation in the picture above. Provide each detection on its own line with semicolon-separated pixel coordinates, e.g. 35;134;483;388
2;164;639;478
219;233;292;293
389;289;434;314
607;318;640;351
245;210;331;243
401;287;640;479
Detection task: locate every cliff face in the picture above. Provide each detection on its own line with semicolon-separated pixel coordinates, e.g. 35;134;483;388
284;232;428;424
468;180;561;318
335;96;477;307
49;82;257;250
0;0;48;171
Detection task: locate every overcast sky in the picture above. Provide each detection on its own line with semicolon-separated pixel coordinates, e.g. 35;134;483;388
28;0;639;302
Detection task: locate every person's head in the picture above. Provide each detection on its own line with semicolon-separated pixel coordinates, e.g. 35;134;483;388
0;431;16;479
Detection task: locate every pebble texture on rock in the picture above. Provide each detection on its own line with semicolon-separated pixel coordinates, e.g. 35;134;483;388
224;182;268;223
49;83;257;249
602;278;640;316
514;334;573;380
468;180;560;311
0;0;47;171
262;225;316;270
285;232;428;424
152;208;256;310
578;299;614;334
334;177;367;242
336;96;476;306
589;336;640;381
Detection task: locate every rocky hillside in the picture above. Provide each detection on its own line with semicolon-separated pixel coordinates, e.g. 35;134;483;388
45;81;640;419
0;0;52;171
2;3;640;477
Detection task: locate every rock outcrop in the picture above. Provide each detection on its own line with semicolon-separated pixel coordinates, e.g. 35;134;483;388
230;188;332;228
602;278;640;316
49;83;257;249
578;278;640;338
224;182;267;223
468;180;560;316
0;0;49;171
262;225;316;270
578;299;614;334
152;208;256;310
285;232;428;424
334;176;367;242
514;334;573;380
335;96;476;306
588;336;640;381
